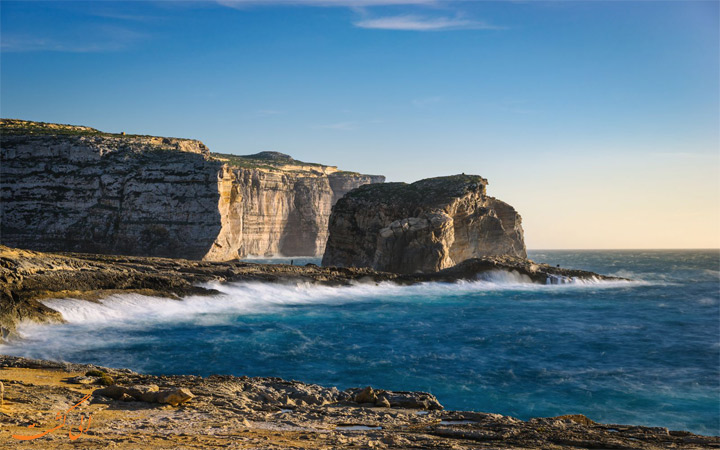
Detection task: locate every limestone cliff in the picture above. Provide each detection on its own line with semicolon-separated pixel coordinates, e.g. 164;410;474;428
322;175;526;273
0;120;383;260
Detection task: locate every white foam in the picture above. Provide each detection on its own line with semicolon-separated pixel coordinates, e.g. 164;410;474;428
26;275;641;330
478;270;534;284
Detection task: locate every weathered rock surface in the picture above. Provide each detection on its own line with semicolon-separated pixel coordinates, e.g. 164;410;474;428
0;245;623;339
323;174;527;273
0;355;716;449
1;120;383;260
95;384;194;406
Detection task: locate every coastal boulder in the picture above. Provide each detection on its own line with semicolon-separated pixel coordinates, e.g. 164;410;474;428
346;386;443;410
94;384;194;406
156;387;194;406
322;175;526;273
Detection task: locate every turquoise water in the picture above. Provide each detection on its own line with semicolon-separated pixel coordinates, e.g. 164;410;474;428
4;250;719;435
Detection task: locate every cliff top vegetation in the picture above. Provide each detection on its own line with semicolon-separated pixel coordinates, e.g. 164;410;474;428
343;174;489;206
0;119;164;139
212;151;343;172
2;119;375;177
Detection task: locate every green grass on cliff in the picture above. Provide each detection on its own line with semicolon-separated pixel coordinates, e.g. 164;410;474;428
1;119;164;139
211;153;279;170
345;174;488;205
212;151;334;171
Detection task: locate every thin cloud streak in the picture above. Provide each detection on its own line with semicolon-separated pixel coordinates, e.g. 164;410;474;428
1;26;147;53
218;0;438;8
355;15;503;31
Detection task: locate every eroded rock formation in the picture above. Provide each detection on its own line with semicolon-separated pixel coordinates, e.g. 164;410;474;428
322;175;527;273
0;120;383;260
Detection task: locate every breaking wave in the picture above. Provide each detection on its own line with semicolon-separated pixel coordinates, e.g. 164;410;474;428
29;274;638;327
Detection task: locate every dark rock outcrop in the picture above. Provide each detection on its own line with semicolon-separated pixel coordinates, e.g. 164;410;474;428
323;175;526;273
1;119;383;260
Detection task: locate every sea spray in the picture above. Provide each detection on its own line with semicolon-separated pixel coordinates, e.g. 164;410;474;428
39;276;640;327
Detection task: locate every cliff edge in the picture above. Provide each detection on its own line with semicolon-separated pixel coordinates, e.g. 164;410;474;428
322;175;526;273
0;119;383;260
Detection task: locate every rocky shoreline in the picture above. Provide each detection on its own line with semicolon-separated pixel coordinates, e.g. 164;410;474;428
6;245;695;449
0;245;623;339
0;355;716;449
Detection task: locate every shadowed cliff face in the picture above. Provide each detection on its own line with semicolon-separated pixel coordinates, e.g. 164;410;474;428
1;133;223;259
0;120;383;260
322;175;527;273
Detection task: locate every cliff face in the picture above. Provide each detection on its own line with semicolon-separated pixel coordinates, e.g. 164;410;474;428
208;162;383;260
1;120;383;260
322;175;526;273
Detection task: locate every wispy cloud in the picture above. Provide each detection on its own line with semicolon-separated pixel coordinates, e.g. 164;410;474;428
215;0;503;32
218;0;438;8
355;14;502;31
88;11;157;22
315;121;359;131
1;26;147;53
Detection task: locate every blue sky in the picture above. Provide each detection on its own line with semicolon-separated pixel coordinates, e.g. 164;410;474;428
2;0;718;248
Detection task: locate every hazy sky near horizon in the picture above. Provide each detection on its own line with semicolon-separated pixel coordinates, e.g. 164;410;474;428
1;0;718;249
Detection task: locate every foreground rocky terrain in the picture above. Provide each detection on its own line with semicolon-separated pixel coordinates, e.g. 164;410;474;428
1;119;383;260
0;245;622;340
0;355;715;449
323;175;527;273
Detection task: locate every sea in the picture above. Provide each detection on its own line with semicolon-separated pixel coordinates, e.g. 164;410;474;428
3;250;719;435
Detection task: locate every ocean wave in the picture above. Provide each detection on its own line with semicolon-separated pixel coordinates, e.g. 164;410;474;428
27;275;642;328
477;270;643;287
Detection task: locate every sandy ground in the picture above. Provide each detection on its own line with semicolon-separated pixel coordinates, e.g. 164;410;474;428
0;366;340;449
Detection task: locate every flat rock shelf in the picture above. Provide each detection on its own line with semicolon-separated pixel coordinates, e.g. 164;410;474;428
0;355;716;449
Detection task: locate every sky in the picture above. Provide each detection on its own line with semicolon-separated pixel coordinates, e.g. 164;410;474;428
1;0;718;249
